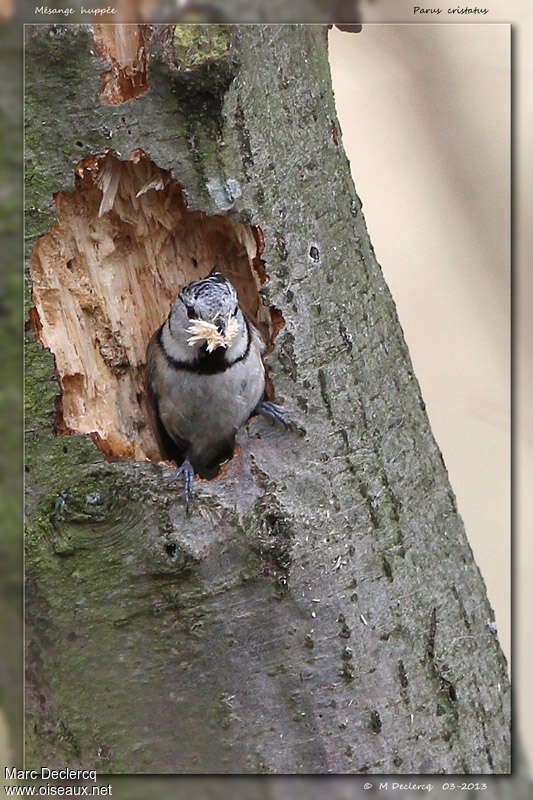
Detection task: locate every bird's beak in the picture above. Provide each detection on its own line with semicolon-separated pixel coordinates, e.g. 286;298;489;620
215;317;226;336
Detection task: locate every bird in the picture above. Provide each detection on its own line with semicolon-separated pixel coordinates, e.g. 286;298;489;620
146;268;286;510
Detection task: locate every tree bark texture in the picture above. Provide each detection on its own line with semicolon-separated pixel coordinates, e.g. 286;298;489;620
24;24;510;774
0;15;24;767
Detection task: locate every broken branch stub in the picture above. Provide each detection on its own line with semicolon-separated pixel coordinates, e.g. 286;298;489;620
29;150;273;464
92;24;153;105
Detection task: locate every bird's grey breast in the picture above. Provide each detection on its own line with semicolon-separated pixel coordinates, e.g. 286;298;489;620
154;326;265;465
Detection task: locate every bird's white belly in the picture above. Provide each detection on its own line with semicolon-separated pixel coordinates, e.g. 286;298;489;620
160;352;265;463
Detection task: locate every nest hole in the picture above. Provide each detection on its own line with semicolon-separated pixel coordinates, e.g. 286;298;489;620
29;149;282;464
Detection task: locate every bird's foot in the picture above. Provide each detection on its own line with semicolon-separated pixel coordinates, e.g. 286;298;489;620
255;400;288;428
174;459;195;513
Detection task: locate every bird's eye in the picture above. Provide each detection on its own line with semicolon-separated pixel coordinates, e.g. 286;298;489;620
186;305;196;320
231;306;238;317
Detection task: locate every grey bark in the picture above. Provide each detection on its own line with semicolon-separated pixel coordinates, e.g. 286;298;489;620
24;24;510;774
0;16;24;767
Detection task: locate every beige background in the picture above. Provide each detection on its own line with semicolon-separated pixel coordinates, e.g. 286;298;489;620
330;20;517;759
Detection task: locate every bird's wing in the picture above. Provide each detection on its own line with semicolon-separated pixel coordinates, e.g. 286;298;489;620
145;330;189;466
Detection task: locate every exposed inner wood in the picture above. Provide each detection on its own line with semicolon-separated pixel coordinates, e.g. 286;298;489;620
29;150;271;464
92;24;153;105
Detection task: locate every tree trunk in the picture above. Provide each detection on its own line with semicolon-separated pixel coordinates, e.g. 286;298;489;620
24;23;510;774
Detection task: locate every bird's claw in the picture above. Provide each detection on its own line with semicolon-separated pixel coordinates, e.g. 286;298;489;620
255;400;288;428
174;459;195;513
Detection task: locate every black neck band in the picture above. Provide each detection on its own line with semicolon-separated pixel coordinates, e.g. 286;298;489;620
159;316;251;375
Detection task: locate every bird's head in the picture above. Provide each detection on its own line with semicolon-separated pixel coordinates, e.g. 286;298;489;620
171;269;242;353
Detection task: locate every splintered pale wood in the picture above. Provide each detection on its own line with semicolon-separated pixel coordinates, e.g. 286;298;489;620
92;24;153;105
29;149;266;463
